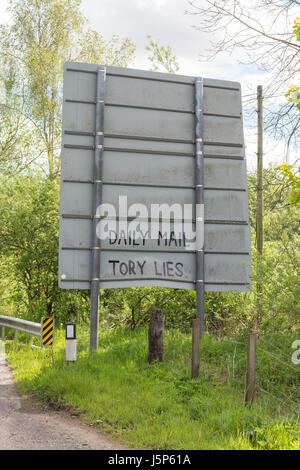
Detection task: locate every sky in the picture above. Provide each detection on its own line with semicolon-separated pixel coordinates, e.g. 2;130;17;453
80;0;264;85
0;0;298;170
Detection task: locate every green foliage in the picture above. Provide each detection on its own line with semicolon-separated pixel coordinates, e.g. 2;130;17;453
78;30;136;67
246;170;300;332
100;287;196;331
0;0;298;339
285;18;300;109
1;0;85;177
146;35;179;74
275;163;300;205
280;17;300;202
99;169;299;335
0;174;89;323
0;0;136;178
293;17;300;41
7;328;300;450
0;0;298;452
200;332;300;410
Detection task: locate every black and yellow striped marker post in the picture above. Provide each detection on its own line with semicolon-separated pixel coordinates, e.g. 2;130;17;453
41;317;54;347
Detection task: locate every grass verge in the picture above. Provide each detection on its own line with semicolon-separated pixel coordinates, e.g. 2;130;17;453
6;327;300;450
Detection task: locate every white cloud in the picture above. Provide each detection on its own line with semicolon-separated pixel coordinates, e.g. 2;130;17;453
81;0;211;72
0;1;8;20
1;0;299;170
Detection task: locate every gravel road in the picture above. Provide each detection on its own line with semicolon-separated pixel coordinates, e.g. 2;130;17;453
0;342;129;450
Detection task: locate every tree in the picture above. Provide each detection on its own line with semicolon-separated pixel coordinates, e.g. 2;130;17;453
146;35;179;74
187;0;300;150
0;174;60;318
0;173;90;323
286;16;300;110
0;0;135;178
275;162;300;205
276;17;300;204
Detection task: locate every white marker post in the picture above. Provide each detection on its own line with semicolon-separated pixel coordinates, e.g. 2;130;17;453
66;322;77;362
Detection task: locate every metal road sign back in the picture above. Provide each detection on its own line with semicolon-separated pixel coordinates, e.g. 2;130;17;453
59;62;251;299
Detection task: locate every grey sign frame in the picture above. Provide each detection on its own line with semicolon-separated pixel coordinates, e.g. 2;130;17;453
59;62;252;348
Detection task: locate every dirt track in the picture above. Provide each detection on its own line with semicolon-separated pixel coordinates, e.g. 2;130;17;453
0;343;128;450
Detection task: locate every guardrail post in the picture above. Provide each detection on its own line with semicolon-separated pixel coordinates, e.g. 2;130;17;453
14;330;18;340
1;327;5;340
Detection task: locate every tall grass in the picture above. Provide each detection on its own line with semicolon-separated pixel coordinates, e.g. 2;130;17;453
7;327;300;450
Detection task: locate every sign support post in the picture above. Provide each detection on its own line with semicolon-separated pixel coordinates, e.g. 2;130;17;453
90;67;106;351
194;77;205;337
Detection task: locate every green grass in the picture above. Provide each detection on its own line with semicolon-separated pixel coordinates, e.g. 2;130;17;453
6;327;300;450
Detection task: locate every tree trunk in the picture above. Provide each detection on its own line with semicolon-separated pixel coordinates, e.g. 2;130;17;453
148;308;164;363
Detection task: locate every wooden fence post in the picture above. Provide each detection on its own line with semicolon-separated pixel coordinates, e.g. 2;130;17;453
148;308;164;363
245;333;256;405
192;318;200;378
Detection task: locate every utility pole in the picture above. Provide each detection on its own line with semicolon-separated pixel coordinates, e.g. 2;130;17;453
257;85;263;255
256;85;264;331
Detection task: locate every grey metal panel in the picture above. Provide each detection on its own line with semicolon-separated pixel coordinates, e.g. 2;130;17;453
59;249;195;283
65;61;240;89
63;102;95;133
60;220;250;254
60;182;93;216
61;183;194;216
204;224;251;252
101;251;195;282
64;133;95;148
99;279;195;290
203;115;243;146
63;102;243;145
62;150;246;190
204;159;247;189
60;217;92;249
64;69;242;117
63;133;245;159
59;278;250;292
59;61;251;292
59;249;90;285
205;283;250;292
205;253;250;284
63;133;195;156
100;231;196;252
60;182;249;223
102;185;195;213
204;87;241;117
204;190;249;222
60;222;251;255
59;249;250;288
107;76;193;111
204;147;244;158
102;153;194;187
61;147;94;181
62;150;194;185
60;280;91;289
64;69;97;103
104;137;195;156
